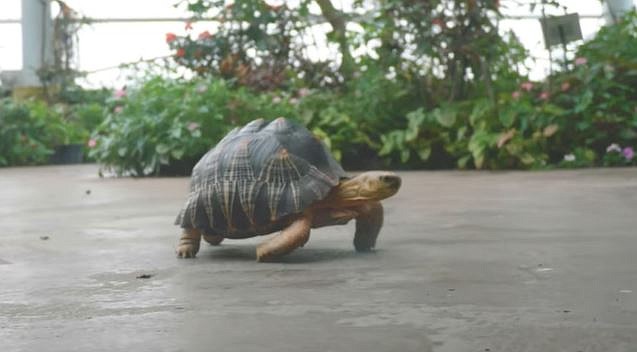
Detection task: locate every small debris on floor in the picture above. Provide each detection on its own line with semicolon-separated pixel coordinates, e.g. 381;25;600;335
620;290;633;293
563;310;571;313
85;189;92;195
448;288;455;292
39;236;49;240
136;274;154;279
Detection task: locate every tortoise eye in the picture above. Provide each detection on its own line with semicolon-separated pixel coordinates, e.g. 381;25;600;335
380;175;401;189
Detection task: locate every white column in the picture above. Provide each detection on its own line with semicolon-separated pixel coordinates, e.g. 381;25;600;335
604;0;635;24
20;0;54;86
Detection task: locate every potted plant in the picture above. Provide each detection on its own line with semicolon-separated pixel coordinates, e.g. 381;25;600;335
47;104;89;165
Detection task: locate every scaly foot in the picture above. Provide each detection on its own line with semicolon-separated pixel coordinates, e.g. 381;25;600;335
176;228;201;258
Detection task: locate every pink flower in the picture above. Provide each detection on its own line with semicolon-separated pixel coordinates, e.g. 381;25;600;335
87;138;97;148
623;147;634;161
175;47;186;57
298;88;311;98
165;33;177;43
185;21;193;31
539;91;550;101
575;57;587;66
520;81;534;91
561;82;571;92
187;122;200;131
113;88;126;99
511;91;521;99
114;106;123;114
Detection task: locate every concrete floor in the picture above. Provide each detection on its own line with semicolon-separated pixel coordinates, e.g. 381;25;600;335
1;165;637;352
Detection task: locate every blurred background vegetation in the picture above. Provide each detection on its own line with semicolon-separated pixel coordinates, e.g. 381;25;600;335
1;0;636;175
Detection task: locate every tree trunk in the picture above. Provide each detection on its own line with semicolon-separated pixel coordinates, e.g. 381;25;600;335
314;0;354;80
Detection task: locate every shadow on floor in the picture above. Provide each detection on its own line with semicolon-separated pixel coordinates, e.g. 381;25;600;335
199;244;378;264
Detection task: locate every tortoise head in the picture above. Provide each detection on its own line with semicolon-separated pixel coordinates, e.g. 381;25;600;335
333;171;401;203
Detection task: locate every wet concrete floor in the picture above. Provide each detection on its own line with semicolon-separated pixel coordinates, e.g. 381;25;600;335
1;165;636;352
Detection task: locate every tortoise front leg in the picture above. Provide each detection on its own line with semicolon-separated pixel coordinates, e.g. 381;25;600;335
256;212;312;262
354;201;383;252
176;227;202;258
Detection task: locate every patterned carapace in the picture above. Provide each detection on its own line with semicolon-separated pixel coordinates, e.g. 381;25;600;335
175;118;347;238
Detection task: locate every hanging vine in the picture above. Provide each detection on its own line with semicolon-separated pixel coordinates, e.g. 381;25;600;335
38;0;89;100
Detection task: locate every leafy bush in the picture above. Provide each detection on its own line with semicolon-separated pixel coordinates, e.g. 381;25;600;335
378;12;637;169
88;11;637;175
89;77;296;176
0;99;58;166
0;91;107;167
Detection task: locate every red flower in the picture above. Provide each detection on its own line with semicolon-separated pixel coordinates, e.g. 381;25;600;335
431;18;445;28
165;33;177;43
198;30;213;40
176;48;186;57
560;82;571;92
185;21;193;31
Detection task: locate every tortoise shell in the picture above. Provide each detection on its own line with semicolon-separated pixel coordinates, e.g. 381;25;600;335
175;118;347;238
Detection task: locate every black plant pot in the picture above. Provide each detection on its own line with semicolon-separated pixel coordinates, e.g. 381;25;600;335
50;144;83;165
158;156;201;176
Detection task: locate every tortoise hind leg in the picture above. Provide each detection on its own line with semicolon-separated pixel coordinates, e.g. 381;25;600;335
256;212;312;262
353;202;383;252
176;227;202;258
203;234;224;246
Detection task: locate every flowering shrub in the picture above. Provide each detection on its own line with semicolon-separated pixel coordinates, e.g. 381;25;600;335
0;97;105;166
89;77;297;176
0;99;55;166
86;10;637;174
378;11;637;169
163;0;330;90
603;144;636;166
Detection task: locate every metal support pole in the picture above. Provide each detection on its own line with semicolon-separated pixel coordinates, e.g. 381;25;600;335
604;0;635;24
19;0;54;87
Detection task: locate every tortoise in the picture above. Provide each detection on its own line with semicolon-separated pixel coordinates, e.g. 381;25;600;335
175;117;401;261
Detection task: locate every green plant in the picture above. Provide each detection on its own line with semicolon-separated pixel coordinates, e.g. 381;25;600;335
0;99;55;166
89;76;296;176
89;7;637;174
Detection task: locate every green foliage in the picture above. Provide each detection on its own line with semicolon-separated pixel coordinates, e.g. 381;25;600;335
89;76;296;176
32;6;636;174
166;0;334;89
0;88;108;167
377;11;637;170
0;99;57;166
